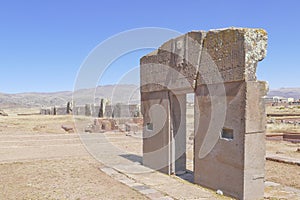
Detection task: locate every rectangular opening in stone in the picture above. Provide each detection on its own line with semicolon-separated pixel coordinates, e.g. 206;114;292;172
146;123;153;131
186;93;194;173
175;93;194;183
221;128;234;140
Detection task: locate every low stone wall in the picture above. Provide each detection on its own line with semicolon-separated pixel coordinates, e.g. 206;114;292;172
41;104;141;118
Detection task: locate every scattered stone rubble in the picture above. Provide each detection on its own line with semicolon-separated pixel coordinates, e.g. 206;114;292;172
0;109;8;116
84;117;143;134
267;118;300;125
61;125;74;133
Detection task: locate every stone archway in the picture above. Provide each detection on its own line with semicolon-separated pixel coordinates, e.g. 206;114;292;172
140;28;268;200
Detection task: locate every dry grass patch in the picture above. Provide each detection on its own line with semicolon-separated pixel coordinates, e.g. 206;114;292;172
267;123;300;133
267;106;300;115
266;161;300;189
0;114;92;134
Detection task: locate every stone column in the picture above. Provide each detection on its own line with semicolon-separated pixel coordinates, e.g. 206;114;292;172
98;99;105;118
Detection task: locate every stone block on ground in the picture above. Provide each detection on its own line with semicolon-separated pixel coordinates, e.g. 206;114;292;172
125;123;139;133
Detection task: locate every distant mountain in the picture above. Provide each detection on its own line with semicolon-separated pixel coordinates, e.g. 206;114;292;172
1;85;299;108
0;84;140;108
267;88;300;99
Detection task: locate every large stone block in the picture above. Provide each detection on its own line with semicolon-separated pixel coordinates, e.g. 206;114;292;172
56;107;67;115
141;32;206;93
197;28;267;85
244;132;265;199
141;28;267;93
194;82;245;199
194;81;267;199
245;81;268;133
73;106;85;116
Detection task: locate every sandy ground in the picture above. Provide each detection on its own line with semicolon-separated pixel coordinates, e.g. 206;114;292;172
0;157;147;200
0;110;148;200
266;105;300;115
266;161;300;189
266;140;300;160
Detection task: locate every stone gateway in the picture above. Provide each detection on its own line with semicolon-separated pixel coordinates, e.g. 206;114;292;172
140;28;268;200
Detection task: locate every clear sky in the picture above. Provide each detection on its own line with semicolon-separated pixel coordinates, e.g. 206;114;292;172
0;0;299;93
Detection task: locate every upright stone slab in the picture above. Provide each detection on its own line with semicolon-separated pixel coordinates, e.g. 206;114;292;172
85;104;92;116
67;102;72;114
99;99;105;118
193;28;267;200
141;91;172;174
141;27;268;200
105;105;113;118
56;107;67;115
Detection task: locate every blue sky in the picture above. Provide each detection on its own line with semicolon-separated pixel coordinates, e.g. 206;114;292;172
0;0;299;93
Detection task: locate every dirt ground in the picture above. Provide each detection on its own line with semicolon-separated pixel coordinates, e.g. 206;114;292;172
0;107;300;199
266;160;300;189
266;140;300;159
0;109;148;200
266;105;300;115
0;158;147;200
0;107;92;135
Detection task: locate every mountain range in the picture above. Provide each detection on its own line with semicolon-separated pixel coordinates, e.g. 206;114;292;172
0;85;299;108
0;84;140;108
267;88;300;100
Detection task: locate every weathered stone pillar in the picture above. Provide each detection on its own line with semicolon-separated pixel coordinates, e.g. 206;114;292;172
98;99;104;118
67;101;72;114
141;91;172;174
85;104;91;116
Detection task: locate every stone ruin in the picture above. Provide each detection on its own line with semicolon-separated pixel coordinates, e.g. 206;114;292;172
0;109;8;116
40;101;141;118
140;28;268;200
84;117;143;134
